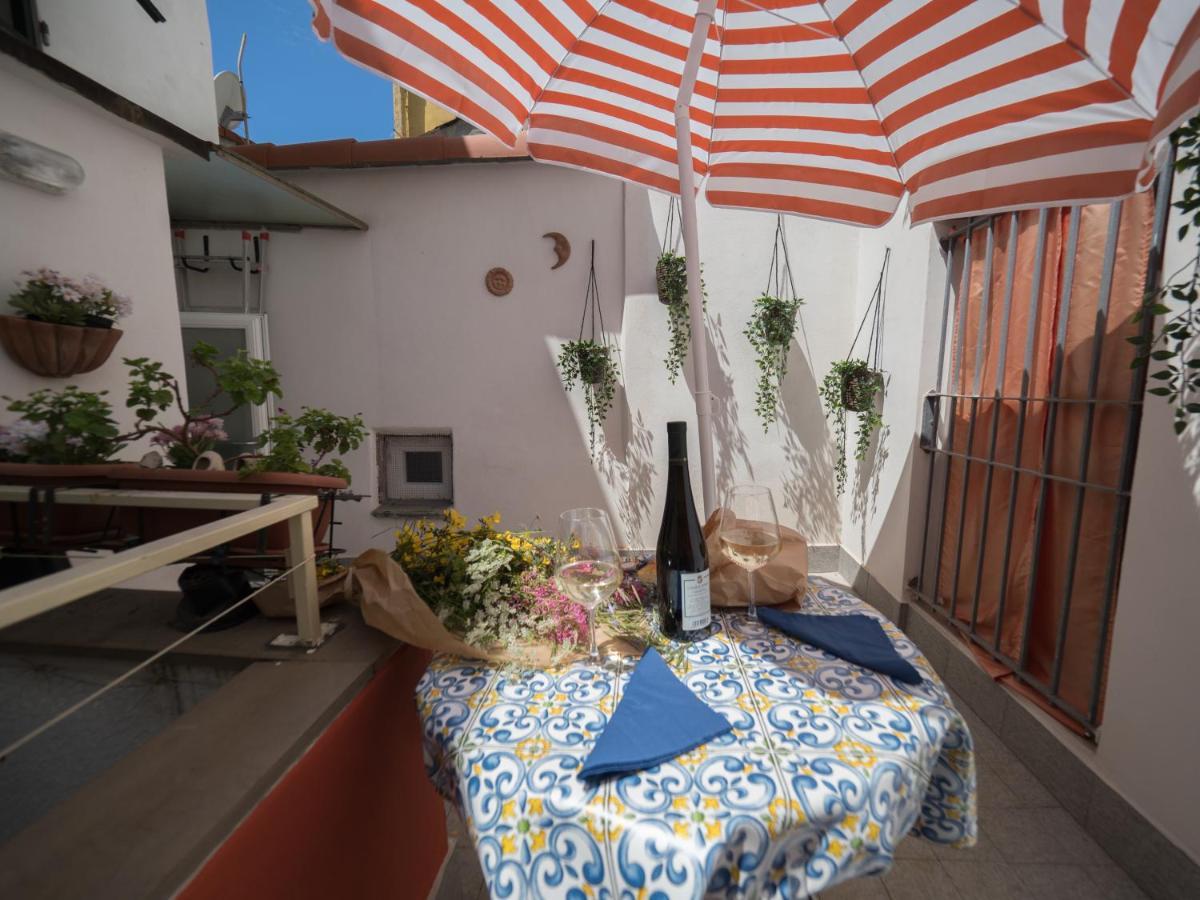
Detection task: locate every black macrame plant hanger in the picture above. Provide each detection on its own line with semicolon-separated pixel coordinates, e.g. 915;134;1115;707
577;239;607;346
764;214;801;305
661;196;683;257
847;247;890;373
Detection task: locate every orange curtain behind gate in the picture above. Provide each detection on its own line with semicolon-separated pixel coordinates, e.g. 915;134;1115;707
936;192;1153;725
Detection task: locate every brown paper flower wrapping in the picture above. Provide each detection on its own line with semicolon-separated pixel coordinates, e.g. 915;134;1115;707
703;508;807;607
351;548;640;664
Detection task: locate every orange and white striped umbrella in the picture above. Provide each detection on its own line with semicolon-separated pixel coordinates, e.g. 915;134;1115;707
311;0;1200;227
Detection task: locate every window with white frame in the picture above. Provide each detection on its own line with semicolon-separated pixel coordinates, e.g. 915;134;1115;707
377;432;453;509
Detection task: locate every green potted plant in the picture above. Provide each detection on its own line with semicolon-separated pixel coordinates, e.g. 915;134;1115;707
242;406;367;482
1;385;123;465
558;338;619;455
656;251;707;385
0;386;127;550
0;269;131;376
120;340;282;467
0;343;365;555
656;250;687;306
745;293;804;431
820;359;885;496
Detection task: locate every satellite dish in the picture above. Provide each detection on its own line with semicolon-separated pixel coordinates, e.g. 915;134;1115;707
214;70;247;132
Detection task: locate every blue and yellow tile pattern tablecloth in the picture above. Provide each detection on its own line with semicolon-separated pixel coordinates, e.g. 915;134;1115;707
416;578;977;898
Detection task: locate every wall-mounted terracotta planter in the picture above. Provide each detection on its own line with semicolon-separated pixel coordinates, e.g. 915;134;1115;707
0;314;123;377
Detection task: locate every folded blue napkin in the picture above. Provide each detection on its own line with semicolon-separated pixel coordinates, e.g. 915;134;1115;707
579;649;732;780
757;607;923;685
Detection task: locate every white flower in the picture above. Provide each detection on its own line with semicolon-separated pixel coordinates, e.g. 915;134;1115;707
0;419;49;457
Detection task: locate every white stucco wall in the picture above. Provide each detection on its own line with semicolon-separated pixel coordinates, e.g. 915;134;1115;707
1089;182;1200;863
0;62;187;442
236;160;862;552
35;0;217;143
837;207;945;601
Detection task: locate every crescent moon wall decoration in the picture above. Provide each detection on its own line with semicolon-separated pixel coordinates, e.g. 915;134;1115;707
543;232;570;269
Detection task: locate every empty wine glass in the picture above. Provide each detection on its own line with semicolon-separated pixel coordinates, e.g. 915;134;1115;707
557;507;621;666
718;484;782;621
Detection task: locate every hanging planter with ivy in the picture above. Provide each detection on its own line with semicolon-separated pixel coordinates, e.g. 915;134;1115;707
1132;113;1200;434
558;240;619;456
745;216;804;431
656;198;705;384
821;250;890;496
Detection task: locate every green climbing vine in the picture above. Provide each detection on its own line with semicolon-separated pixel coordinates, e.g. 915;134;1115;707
1132;113;1200;434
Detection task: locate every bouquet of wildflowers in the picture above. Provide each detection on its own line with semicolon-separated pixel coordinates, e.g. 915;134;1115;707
9;269;132;326
392;510;587;653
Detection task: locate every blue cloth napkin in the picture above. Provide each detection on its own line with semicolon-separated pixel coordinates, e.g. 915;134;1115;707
757;607;923;685
579;649;732;780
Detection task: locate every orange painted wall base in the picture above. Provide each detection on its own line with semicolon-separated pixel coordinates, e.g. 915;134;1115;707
179;647;447;900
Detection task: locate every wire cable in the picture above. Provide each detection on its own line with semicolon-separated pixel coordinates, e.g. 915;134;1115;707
0;554;315;763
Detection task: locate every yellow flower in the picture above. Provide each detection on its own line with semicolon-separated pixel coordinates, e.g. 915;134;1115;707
702;798;720;810
672;820;691;838
500;833;517;855
842;814;859;831
866;823;880;842
826;838;845;858
527;798;543;815
501;800;516;820
529;830;546;851
672;797;690;810
704;821;722;840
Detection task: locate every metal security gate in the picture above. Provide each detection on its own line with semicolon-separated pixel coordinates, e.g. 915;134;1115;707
912;162;1175;737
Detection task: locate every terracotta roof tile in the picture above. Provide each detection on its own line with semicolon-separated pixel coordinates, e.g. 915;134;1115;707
226;134;529;170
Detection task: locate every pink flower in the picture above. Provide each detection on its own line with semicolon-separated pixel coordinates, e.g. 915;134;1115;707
150;417;228;448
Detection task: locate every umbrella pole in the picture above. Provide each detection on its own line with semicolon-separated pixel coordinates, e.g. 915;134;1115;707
675;0;718;516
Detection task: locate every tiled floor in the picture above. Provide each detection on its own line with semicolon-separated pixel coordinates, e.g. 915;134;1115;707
431;688;1148;899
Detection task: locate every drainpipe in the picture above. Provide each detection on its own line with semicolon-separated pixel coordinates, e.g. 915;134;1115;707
675;0;718;516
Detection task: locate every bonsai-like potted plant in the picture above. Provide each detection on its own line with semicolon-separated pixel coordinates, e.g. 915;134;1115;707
745;293;804;431
0;269;131;376
820;359;884;496
121;341;282;467
242;406;367;483
558;338;619;455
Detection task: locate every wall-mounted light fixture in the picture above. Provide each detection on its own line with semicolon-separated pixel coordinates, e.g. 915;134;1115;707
0;131;85;195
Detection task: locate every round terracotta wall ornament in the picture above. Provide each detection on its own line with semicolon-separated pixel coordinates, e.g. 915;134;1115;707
485;267;513;297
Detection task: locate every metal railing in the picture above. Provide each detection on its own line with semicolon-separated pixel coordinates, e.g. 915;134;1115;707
912;161;1175;736
0;488;323;643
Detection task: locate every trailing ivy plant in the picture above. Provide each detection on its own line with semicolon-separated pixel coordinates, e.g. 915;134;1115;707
820;359;884;496
558;339;619;456
657;251;706;384
745;293;803;431
1131;113;1200;434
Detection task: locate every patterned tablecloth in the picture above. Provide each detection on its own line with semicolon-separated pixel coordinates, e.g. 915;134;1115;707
416;577;977;899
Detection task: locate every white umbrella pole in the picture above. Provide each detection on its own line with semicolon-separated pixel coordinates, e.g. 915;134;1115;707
675;0;718;516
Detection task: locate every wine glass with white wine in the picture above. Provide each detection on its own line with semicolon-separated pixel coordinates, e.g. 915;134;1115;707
718;484;782;621
557;507;621;666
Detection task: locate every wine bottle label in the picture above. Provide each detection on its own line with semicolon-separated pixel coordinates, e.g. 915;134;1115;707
679;569;711;632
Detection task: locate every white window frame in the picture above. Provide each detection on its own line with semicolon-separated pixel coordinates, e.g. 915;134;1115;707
179;312;273;438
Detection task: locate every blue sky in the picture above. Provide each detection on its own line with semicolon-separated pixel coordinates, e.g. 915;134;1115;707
207;0;392;144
